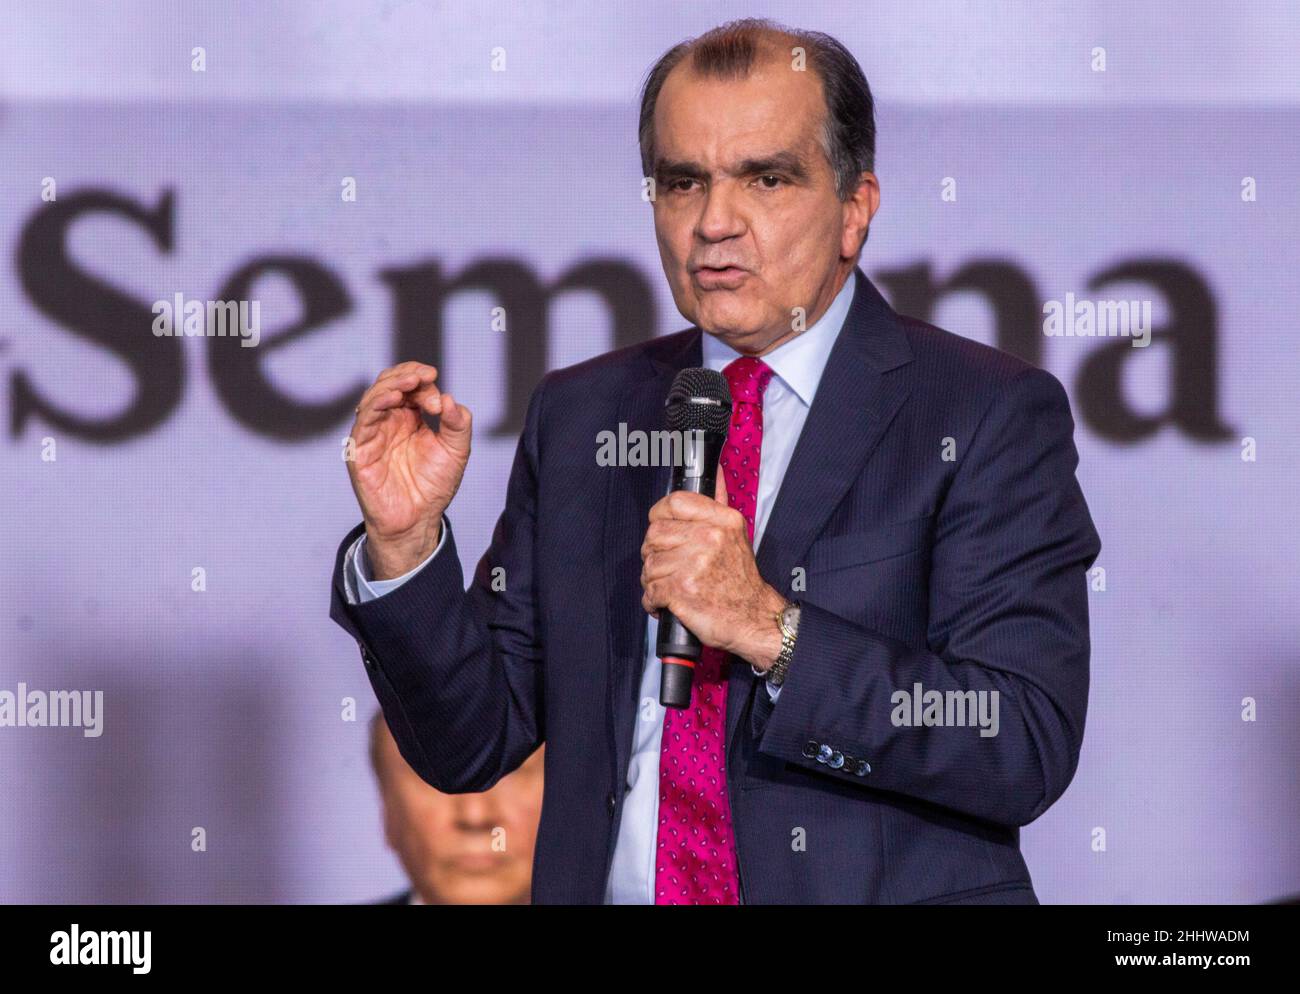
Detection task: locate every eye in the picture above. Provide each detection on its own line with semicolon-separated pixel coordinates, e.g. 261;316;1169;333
756;174;785;190
667;178;698;193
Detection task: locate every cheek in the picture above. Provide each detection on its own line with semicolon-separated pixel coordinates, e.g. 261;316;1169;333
414;799;455;837
654;211;691;263
500;804;541;840
655;232;695;304
761;202;838;264
764;219;816;267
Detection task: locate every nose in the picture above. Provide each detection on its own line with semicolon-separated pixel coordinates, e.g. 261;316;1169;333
695;180;746;245
452;791;497;830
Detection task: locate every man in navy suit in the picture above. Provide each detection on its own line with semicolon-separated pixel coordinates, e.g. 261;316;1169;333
329;18;1101;904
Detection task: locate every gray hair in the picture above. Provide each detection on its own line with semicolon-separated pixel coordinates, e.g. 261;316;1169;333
637;18;876;202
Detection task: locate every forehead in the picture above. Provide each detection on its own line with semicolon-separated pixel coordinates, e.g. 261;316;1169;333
653;56;826;164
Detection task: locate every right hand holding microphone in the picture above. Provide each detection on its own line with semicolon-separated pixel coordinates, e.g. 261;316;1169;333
346;361;473;580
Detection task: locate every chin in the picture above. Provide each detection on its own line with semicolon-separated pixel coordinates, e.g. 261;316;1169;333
442;879;525;905
696;304;762;340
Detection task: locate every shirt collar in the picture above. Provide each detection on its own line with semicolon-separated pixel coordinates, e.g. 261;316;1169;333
699;269;857;408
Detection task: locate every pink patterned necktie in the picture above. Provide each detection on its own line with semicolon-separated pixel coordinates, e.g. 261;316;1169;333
654;355;775;904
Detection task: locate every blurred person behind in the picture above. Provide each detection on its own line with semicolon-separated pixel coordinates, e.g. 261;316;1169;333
368;711;544;904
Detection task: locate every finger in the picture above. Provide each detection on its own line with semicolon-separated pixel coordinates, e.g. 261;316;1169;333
357;364;439;413
358;363;447;423
641;548;691;583
641;580;669;615
640;519;693;557
355;387;408;428
435;393;473;454
409;381;443;411
379;361;439;385
355;372;426;422
714;463;729;506
648;489;727;524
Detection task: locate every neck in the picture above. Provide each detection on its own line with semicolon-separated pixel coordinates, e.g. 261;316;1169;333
736;262;854;357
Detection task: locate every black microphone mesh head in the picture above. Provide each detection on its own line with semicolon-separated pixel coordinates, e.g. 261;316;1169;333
665;367;732;434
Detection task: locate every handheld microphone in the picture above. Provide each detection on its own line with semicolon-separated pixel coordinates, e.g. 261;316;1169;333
656;367;732;709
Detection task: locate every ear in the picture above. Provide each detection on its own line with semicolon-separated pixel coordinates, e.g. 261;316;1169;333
714;464;729;506
842;171;881;258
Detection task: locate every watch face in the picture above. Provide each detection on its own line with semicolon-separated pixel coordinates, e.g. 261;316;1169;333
782;603;801;634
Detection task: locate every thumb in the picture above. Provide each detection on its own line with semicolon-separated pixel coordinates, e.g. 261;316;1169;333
435;393;473;454
714;463;729;506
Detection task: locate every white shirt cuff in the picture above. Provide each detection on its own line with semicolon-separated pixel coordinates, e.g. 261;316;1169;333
343;520;448;605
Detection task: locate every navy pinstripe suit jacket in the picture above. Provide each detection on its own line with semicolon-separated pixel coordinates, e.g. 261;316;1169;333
329;267;1101;904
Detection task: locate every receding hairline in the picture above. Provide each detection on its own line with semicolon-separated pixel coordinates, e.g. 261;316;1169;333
655;27;828;116
683;24;803;76
649;40;834;172
639;17;876;204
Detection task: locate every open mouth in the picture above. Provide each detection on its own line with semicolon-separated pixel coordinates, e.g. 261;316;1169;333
693;265;749;288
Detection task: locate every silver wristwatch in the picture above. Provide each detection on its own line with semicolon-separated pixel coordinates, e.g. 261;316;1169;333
754;601;800;687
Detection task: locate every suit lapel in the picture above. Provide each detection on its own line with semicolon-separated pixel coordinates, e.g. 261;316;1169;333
603;330;701;784
726;269;915;744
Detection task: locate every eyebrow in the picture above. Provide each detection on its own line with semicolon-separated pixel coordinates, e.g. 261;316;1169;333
654;149;811;183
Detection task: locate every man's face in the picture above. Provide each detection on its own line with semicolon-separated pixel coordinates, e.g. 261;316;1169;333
650;54;876;355
378;737;544;905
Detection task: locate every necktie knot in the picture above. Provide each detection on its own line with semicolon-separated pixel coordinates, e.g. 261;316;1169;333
723;356;774;407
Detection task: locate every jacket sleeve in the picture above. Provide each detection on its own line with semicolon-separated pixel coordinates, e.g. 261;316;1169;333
755;367;1101;827
327;376;550;793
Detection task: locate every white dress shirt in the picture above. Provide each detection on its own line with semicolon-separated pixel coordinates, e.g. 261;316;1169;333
342;270;858;904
